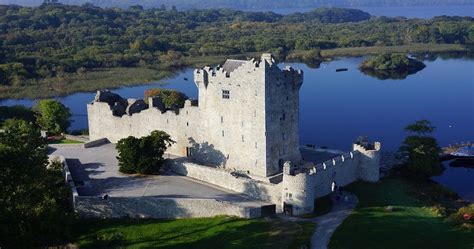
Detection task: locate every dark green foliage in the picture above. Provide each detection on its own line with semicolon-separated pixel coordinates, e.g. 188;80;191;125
282;7;371;23
144;88;188;108
34;99;72;134
116;130;175;174
0;119;73;248
0;105;35;125
359;53;426;80
399;120;444;179
12;0;474;9
0;4;471;86
405;119;435;135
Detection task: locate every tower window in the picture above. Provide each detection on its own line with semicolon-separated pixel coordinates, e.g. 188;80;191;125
242;135;245;142
221;116;224;123
222;130;225;137
222;90;230;99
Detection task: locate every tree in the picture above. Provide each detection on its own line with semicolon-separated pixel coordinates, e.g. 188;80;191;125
34;99;71;134
0;119;71;247
116;130;175;174
399;120;443;179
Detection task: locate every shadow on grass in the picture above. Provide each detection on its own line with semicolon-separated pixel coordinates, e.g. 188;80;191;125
73;217;304;249
328;179;474;249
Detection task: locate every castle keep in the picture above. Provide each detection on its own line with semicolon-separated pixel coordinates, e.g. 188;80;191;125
87;54;381;216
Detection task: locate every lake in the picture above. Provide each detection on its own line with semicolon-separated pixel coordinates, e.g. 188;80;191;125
246;5;474;18
1;54;473;200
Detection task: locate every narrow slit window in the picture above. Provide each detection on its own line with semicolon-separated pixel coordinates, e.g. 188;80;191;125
222;90;230;99
222;130;225;137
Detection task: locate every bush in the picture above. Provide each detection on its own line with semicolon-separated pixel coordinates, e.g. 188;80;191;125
144;88;188;108
450;204;474;225
116;131;175;174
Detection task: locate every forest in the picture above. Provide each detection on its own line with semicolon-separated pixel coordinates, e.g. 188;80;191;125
0;4;472;90
5;0;474;8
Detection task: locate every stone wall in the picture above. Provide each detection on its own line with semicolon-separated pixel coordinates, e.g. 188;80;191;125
281;163;315;215
311;151;361;198
75;196;261;219
167;159;283;211
88;54;304;178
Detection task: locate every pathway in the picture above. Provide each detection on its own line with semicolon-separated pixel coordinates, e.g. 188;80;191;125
311;192;358;249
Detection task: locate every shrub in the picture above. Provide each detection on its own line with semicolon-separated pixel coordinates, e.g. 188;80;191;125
450;204;474;225
144;88;188;108
116;131;175;174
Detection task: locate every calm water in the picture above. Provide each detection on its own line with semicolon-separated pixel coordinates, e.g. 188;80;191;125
247;5;474;18
2;55;473;200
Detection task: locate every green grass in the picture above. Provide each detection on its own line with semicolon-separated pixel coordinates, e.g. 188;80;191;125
72;216;315;249
329;179;474;249
320;44;468;57
48;138;84;144
0;67;173;100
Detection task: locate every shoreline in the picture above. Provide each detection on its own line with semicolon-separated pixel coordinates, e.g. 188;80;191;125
0;44;469;100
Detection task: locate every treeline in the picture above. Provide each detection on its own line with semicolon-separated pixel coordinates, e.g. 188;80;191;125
6;0;474;8
0;4;472;86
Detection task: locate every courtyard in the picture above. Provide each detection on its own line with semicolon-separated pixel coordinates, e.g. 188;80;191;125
48;143;267;207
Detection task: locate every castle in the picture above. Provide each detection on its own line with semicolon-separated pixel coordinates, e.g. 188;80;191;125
87;54;381;216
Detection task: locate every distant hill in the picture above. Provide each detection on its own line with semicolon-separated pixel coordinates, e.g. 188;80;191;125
1;0;473;8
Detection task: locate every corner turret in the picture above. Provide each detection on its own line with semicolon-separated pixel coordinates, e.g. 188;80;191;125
353;136;381;182
281;161;315;215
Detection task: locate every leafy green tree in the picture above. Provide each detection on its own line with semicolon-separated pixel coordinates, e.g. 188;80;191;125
399;120;443;179
0;105;35;126
34;99;72;134
116;130;175;174
0;119;72;247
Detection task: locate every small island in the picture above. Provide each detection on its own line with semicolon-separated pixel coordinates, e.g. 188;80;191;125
359;54;426;80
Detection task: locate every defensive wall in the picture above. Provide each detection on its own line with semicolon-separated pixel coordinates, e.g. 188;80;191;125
166;140;381;216
74;196;261;219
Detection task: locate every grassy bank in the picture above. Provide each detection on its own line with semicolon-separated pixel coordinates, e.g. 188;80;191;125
320;43;468;57
329;179;474;249
72;216;315;249
0;67;174;100
0;44;469;100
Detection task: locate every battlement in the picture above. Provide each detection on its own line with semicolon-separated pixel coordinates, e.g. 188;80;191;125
90;90;198;118
194;54;303;90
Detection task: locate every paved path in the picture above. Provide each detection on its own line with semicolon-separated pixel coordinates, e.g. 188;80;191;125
311;192;358;249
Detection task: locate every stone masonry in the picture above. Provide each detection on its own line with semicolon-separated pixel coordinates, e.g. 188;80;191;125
87;54;381;216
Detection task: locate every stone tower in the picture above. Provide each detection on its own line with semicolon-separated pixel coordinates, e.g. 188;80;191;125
194;54;303;177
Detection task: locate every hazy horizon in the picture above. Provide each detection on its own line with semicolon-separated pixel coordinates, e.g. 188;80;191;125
1;0;473;9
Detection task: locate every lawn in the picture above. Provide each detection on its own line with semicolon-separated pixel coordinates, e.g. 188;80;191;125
72;216;315;249
329;179;474;249
48;138;84;144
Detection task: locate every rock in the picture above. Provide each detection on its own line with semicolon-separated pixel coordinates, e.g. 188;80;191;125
111;102;126;116
126;99;148;115
149;97;166;112
385;205;394;212
94;90;126;106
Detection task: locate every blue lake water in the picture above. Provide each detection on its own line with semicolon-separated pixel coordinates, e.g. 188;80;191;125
1;55;473;200
248;5;474;18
